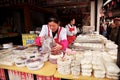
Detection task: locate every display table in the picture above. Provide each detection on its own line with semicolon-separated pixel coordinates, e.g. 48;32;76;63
54;71;112;80
0;62;116;80
0;62;57;76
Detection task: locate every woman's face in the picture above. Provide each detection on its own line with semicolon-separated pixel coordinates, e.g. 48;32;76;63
70;19;75;25
48;21;58;32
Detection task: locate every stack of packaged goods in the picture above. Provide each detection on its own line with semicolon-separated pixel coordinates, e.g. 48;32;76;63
107;49;118;62
92;53;105;78
13;46;27;53
74;34;105;51
49;51;63;64
57;49;83;77
71;52;83;77
25;57;44;70
14;55;27;67
2;43;13;49
80;51;92;76
73;42;103;50
64;49;81;77
0;49;15;66
24;46;38;58
105;62;120;80
102;54;120;80
105;40;118;62
71;58;81;77
12;46;28;67
75;34;103;43
57;57;71;75
36;51;49;62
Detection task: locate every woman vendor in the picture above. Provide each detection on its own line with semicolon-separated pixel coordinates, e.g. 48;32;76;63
35;17;68;54
65;18;77;45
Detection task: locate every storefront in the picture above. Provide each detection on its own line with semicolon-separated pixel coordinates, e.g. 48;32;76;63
0;0;120;80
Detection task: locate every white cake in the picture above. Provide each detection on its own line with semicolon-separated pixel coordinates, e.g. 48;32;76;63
3;43;13;48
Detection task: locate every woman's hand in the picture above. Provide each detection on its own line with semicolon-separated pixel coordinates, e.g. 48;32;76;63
40;36;45;43
51;43;62;55
34;36;45;46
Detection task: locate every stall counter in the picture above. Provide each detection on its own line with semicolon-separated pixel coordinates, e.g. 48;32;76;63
54;71;113;80
0;62;57;76
0;62;115;80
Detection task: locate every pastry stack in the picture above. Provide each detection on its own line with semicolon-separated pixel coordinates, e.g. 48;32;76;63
105;40;118;49
92;55;105;78
49;51;63;64
81;55;92;76
75;52;84;63
71;58;81;77
75;34;102;43
0;48;17;66
25;47;38;59
104;62;120;80
14;55;27;67
57;57;71;75
26;57;44;70
105;40;118;62
65;48;76;59
0;54;15;66
3;43;13;49
102;54;120;80
13;46;27;55
71;52;83;77
36;51;49;62
108;49;118;62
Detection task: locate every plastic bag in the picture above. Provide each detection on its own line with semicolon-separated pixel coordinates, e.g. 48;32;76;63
42;37;56;52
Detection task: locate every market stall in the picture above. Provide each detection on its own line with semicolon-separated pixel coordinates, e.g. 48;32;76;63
0;33;120;80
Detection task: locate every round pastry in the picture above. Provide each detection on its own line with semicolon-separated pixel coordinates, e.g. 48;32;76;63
106;75;119;80
14;56;27;67
71;70;80;76
36;53;49;62
82;69;92;73
94;70;105;75
57;57;71;66
15;46;27;50
49;52;63;64
94;73;105;78
58;69;70;75
3;43;13;49
81;64;92;69
81;72;91;76
26;57;44;70
64;54;75;60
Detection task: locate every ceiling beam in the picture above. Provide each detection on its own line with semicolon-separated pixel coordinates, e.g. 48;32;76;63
42;2;89;8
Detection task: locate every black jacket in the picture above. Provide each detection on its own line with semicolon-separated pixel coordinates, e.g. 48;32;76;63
116;26;120;68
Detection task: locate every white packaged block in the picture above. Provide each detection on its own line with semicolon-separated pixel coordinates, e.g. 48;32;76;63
81;72;91;76
105;62;120;74
94;73;105;78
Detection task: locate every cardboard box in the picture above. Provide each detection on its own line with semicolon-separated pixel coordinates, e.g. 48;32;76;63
22;34;38;46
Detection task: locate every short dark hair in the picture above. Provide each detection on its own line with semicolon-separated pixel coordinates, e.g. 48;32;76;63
69;18;75;22
48;16;59;24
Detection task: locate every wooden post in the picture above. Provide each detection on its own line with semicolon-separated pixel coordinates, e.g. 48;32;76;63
23;5;31;33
